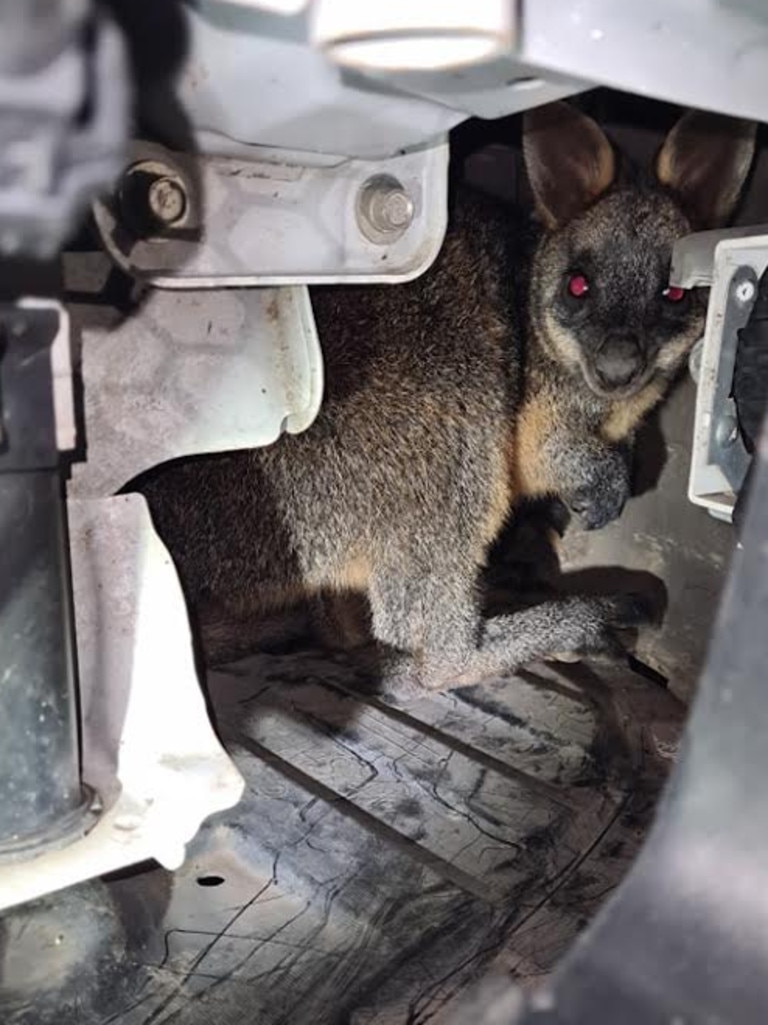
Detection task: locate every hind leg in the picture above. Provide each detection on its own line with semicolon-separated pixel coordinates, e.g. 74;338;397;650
368;561;480;685
367;557;647;691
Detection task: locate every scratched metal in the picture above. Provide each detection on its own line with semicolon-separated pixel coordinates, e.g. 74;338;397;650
10;650;682;1025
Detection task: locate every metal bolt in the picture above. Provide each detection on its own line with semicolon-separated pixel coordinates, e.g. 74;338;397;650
119;160;191;239
735;279;756;305
356;175;414;244
377;189;414;230
715;413;739;448
147;176;188;227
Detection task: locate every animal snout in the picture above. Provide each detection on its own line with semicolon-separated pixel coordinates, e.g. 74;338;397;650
594;333;644;388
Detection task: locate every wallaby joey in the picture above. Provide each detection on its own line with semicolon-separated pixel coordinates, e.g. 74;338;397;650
139;103;756;688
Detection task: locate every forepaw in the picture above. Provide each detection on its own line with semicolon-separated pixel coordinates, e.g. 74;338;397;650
564;449;631;531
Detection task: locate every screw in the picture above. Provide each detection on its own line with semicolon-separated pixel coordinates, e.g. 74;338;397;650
735;279;756;304
147;176;188;227
715;413;739;448
357;175;414;244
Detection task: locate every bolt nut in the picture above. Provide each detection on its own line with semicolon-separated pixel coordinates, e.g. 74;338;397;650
356;175;415;244
377;189;414;230
148;176;188;227
735;279;756;304
119;160;191;239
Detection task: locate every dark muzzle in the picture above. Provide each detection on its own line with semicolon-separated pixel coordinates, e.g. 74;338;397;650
595;333;644;388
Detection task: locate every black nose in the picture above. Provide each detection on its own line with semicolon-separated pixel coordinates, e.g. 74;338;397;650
595;333;643;387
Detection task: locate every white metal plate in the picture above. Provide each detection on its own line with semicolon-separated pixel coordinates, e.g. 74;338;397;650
93;142;449;288
68;283;323;497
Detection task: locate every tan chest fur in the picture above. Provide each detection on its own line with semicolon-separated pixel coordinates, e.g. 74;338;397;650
600;380;665;443
506;377;666;503
507;387;562;499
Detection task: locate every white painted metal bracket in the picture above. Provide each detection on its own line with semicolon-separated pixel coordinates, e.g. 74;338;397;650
674;233;768;521
92;141;449;288
0;278;323;910
68;282;323;498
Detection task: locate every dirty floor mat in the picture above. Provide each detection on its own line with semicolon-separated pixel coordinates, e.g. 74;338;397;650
49;649;683;1025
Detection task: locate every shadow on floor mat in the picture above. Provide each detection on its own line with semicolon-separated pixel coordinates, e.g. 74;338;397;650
1;649;683;1025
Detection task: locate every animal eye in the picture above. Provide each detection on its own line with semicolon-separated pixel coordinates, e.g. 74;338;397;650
662;285;686;302
567;273;589;298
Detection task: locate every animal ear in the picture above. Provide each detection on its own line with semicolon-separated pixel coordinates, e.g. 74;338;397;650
655;111;756;228
523;102;616;230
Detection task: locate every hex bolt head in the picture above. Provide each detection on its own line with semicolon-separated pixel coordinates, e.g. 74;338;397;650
376;189;414;230
148;176;188;227
356;175;414;244
119;160;191;239
735;279;756;305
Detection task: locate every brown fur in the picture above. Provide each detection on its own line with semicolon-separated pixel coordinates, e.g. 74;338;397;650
138;104;755;685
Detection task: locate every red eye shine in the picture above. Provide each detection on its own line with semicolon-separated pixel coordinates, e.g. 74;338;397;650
663;285;686;302
567;273;589;298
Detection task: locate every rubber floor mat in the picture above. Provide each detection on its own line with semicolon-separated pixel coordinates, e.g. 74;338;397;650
2;650;683;1025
